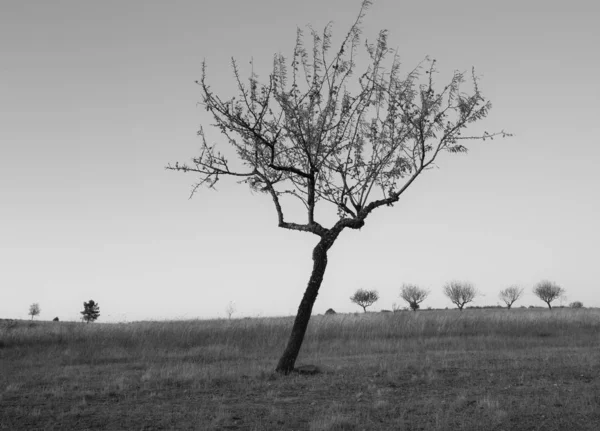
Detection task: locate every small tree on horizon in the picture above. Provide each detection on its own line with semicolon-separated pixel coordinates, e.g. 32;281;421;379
28;303;40;320
167;0;508;374
443;281;477;311
399;284;429;311
225;301;236;319
350;289;379;313
498;285;524;309
81;300;100;323
533;280;565;309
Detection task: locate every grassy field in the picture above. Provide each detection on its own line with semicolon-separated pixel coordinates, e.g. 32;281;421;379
1;308;599;430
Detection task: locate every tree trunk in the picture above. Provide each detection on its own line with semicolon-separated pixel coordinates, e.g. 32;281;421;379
276;240;329;374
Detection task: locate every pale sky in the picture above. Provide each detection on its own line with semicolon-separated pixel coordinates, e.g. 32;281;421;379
1;0;599;322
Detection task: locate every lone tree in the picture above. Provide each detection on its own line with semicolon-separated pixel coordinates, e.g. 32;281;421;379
81;300;100;323
225;301;236;319
443;281;477;310
498;285;524;309
350;288;379;312
168;0;508;374
533;280;565;309
399;283;429;311
28;303;40;320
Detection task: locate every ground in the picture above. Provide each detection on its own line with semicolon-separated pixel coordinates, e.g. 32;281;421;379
1;309;599;430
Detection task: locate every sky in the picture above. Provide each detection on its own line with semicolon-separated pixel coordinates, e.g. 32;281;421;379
1;0;599;322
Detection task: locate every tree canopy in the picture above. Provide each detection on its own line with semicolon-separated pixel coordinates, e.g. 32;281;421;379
168;0;507;235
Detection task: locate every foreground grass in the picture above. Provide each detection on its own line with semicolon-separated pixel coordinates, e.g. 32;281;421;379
1;309;599;430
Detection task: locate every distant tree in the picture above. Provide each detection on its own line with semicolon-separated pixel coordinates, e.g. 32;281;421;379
532;280;565;309
81;300;100;323
498;285;525;309
443;281;477;311
225;301;236;319
167;0;508;374
325;308;337;315
399;284;429;311
569;301;583;309
28;303;40;320
53;317;59;322
350;289;379;313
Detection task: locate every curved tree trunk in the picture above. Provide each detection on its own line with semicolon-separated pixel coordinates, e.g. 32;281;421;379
275;240;329;374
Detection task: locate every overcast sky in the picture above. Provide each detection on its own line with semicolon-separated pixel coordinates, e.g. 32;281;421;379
1;0;598;322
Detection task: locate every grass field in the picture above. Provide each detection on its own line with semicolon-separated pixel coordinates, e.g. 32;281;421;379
1;308;599;430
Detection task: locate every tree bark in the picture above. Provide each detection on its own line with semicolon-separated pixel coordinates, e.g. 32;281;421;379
275;240;330;374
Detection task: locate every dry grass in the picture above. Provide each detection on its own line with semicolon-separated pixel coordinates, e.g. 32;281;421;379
1;308;599;430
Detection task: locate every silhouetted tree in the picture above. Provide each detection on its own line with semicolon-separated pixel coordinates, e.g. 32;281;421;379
81;300;100;323
499;285;524;309
443;281;477;310
533;281;564;309
168;0;508;374
399;284;429;311
28;303;40;320
350;289;379;312
569;301;583;309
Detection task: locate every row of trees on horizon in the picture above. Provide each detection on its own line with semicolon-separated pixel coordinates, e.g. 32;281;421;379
347;280;581;313
20;283;581;323
26;300;100;323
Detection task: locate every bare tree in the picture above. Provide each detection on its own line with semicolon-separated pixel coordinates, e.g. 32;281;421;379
533;280;565;309
498;285;524;309
350;289;379;312
569;301;583;309
225;301;236;319
168;1;508;374
391;302;403;312
443;281;477;311
399;284;429;311
28;303;40;320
